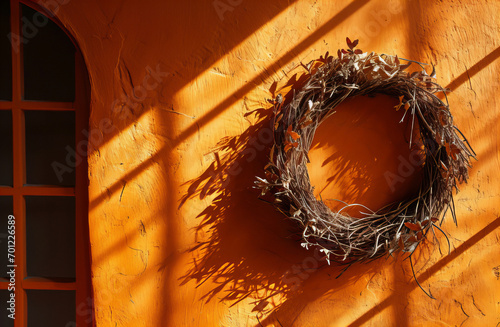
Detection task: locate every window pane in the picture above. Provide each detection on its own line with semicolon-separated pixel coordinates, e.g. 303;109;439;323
0;197;13;278
27;290;75;327
25;110;75;186
22;4;75;101
0;0;12;101
0;111;13;186
26;196;75;279
0;290;15;327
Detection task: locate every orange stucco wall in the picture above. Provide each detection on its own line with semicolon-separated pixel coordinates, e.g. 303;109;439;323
41;0;499;326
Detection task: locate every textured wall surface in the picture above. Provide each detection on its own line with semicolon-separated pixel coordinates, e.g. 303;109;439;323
43;0;499;325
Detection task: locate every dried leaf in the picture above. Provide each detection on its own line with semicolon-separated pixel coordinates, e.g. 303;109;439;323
400;62;412;70
404;102;410;111
269;145;275;162
354;49;363;54
445;142;460;159
408;235;418;243
288;130;300;140
394;95;404;111
301;118;314;128
265;171;279;182
346;37;353;49
284;143;293;153
405;222;421;231
440;161;448;171
417;231;423;240
450;143;461;160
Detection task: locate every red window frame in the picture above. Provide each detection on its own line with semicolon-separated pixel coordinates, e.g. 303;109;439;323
0;1;93;326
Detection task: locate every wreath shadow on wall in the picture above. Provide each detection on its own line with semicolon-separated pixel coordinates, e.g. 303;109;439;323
180;38;475;325
178;41;474;324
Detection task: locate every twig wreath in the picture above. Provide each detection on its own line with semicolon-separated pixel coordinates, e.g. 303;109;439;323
255;38;475;266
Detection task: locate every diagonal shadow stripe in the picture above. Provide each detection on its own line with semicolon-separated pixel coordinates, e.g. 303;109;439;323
446;46;500;92
85;0;301;151
89;0;371;209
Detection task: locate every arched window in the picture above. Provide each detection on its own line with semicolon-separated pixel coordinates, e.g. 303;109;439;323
0;1;92;326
